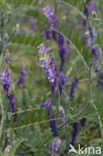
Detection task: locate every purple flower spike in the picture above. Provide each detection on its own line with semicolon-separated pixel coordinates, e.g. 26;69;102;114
17;66;27;86
82;19;87;27
43;5;57;29
8;93;17;123
44;28;52;40
29;20;36;32
69;76;78;99
38;43;57;92
50;110;58;137
59;72;68;88
80;118;87;127
13;113;17;123
87;0;95;15
59;106;65;118
42;98;51;108
97;80;103;88
49;137;61;154
5;54;12;64
85;27;97;54
42;98;51;116
70;122;80;146
57;33;66;71
9;94;16;111
0;67;12;94
0;67;17;123
92;27;97;42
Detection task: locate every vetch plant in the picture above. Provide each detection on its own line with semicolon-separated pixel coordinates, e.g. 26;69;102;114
0;0;103;155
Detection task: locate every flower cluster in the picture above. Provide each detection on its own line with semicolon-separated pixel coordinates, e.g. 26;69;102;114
0;67;17;122
49;137;61;154
50;110;58;137
42;99;59;151
17;66;27;86
82;19;87;27
57;33;66;71
59;105;65;118
85;27;97;54
38;43;57;92
82;0;95;18
69;76;78;99
29;20;36;32
59;71;68;88
4;54;12;64
70;122;80;146
0;67;12;95
94;68;103;87
43;5;57;29
42;98;51;116
87;0;95;15
59;105;67;125
44;28;52;40
80;118;87;127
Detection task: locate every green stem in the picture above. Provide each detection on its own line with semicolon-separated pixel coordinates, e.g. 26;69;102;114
88;61;103;137
86;9;103;138
56;0;86;19
0;94;5;139
54;0;57;14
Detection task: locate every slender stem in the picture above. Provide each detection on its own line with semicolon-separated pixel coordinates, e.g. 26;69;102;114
86;3;103;137
56;0;86;19
0;94;4;139
54;0;57;15
88;61;103;137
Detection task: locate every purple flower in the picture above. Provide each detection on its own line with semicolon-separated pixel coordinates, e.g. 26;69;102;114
43;5;57;29
49;137;61;154
50;110;58;137
44;28;52;40
69;76;78;99
0;67;17;122
95;68;103;78
9;94;16;111
94;67;103;87
59;72;68;88
42;98;51;116
4;54;12;64
59;106;68;127
29;20;36;32
0;67;12;94
42;98;51;108
13;113;17;123
17;66;27;86
38;43;57;92
38;43;50;54
80;118;87;127
85;27;97;54
59;105;65;118
57;33;66;71
92;27;97;42
91;46;100;70
16;153;24;156
82;19;87;27
8;93;17;123
70;122;80;146
87;0;95;15
97;80;103;88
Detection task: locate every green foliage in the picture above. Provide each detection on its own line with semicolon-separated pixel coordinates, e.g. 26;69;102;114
0;0;103;155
